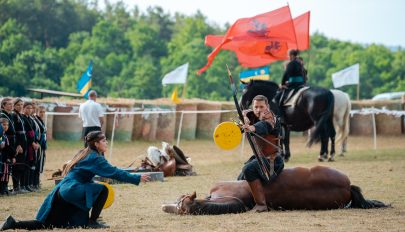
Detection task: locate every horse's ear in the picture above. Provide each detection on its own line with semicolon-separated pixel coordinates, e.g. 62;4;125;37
239;79;252;85
191;191;197;200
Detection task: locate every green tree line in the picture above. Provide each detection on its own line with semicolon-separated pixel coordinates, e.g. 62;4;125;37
0;0;403;100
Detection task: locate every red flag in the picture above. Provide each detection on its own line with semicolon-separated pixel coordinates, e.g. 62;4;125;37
205;35;224;49
203;11;310;68
198;6;297;74
293;11;310;50
235;40;289;67
205;12;310;50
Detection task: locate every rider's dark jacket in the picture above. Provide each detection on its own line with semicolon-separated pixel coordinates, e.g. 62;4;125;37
281;59;306;88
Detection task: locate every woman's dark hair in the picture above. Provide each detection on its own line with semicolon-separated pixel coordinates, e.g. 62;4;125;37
23;102;33;108
13;98;23;106
85;131;106;151
62;131;106;176
1;97;12;109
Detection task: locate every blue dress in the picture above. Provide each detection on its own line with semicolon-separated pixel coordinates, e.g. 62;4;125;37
36;151;141;227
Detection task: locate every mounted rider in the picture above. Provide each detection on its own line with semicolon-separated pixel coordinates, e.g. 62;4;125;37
237;95;284;212
274;49;307;109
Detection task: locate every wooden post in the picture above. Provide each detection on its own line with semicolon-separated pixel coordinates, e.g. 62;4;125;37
357;82;360;100
182;81;187;98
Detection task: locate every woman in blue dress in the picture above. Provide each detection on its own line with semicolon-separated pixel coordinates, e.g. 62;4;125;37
0;131;150;230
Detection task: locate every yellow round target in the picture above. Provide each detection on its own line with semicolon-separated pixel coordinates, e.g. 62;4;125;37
97;182;115;209
213;122;242;150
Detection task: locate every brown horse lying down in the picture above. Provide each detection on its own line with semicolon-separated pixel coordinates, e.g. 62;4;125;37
162;166;388;215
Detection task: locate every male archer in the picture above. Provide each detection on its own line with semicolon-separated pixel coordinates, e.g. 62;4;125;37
237;95;284;212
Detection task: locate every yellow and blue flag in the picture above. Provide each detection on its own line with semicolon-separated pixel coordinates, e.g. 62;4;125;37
240;66;270;84
77;61;93;98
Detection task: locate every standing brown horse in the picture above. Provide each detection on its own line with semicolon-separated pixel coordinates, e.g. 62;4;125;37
162;166;387;215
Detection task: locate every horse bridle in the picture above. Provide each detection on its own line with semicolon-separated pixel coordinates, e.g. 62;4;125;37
176;194;193;214
176;194;250;214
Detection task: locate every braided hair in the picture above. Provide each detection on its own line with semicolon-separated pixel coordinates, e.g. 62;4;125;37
62;131;106;176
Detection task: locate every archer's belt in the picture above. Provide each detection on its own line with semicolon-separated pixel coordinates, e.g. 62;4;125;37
16;131;26;135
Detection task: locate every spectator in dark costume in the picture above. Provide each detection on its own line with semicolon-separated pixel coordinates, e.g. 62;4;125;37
12;98;29;193
21;102;39;193
0;131;150;230
0;118;15;195
27;102;42;191
32;105;47;190
1;98;19;194
237;95;284;212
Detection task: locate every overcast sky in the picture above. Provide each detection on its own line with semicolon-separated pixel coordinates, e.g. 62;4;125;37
105;0;405;48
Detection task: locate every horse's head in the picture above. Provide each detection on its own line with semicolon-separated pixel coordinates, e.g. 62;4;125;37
240;80;280;114
175;192;197;214
161;192;197;215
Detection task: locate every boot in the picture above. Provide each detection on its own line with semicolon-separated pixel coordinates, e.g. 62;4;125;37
87;219;110;229
0;182;5;195
248;179;268;213
0;216;16;231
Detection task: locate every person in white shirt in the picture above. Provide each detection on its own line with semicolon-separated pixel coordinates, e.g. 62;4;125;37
79;91;104;147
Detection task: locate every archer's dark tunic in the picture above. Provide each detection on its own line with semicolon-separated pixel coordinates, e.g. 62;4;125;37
238;109;284;183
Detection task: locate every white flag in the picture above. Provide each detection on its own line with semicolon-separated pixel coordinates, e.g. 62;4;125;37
332;64;359;88
162;63;189;85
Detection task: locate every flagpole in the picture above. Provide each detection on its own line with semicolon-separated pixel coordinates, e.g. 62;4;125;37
306;49;311;78
287;3;299;51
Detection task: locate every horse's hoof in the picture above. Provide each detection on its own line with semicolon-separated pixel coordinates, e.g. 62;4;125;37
249;204;268;213
328;157;335;162
339;153;345;157
318;157;324;162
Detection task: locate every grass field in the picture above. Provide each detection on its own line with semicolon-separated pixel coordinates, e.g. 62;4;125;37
1;135;405;231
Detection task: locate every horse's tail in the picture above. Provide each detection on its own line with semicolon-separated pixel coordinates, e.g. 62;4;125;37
308;91;335;146
335;93;351;146
349;185;389;208
190;200;248;215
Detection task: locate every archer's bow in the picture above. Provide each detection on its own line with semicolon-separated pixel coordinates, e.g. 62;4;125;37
226;65;271;181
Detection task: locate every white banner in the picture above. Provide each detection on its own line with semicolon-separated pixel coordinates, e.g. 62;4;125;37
332;63;359;88
162;63;189;85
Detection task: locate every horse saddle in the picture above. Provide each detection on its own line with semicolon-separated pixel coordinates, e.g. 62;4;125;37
172;145;195;176
283;86;310;107
136;144;195;177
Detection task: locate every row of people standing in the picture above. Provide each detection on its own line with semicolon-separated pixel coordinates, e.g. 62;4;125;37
0;97;47;196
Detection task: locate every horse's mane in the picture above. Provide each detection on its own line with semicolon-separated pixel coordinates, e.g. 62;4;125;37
241;80;280;110
247;80;279;89
189;199;247;215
